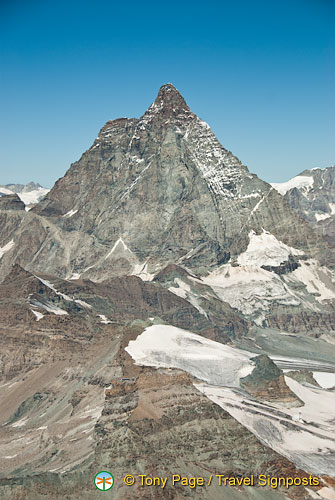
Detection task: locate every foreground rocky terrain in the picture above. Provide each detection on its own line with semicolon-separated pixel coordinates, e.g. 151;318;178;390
0;84;334;499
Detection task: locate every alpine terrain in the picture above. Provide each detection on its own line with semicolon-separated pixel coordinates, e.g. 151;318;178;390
271;166;335;245
0;84;334;500
0;182;49;210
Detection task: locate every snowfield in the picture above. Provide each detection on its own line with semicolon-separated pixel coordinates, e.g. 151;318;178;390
194;230;335;325
18;187;49;206
126;325;335;476
126;325;254;386
237;230;303;267
199;263;301;325
271;175;314;196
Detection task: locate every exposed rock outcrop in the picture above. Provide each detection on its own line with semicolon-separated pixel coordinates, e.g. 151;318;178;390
240;355;302;406
0;193;25;211
285;370;320;387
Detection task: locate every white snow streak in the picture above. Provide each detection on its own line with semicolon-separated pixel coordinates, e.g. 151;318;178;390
105;237;132;259
0;240;14;259
31;309;44;321
98;314;111;324
63;209;78;218
168;278;208;316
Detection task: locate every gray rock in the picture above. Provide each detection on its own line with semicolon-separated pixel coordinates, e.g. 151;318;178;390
273;166;335;245
0;193;25;211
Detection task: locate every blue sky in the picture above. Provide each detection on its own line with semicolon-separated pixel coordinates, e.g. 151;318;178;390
0;0;334;187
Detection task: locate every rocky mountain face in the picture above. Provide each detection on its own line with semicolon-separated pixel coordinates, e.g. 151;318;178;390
1;84;334;330
271;166;335;245
1;84;335;499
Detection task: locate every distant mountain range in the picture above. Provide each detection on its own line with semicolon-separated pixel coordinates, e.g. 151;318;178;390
0;181;49;208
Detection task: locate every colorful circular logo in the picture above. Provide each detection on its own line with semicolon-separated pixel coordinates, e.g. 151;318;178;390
94;471;114;491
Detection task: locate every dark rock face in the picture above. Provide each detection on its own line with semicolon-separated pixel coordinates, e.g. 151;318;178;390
262;255;300;275
240;355;302;405
0;193;25;211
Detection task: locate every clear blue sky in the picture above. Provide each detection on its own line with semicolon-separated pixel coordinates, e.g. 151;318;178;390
0;0;334;187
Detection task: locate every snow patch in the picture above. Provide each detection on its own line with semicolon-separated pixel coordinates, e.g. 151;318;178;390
271;175;314;196
31;309;44;321
125;324;335;476
69;273;81;280
63;209;78;218
315;213;331;221
198;380;335;476
200;264;301;325
0;187;14;195
30;299;68;316
313;372;335;389
37;277;72;301
132;262;155;281
238;230;303;267
12;417;29;428
286;260;335;302
168;278;208;316
317;487;335;500
0;240;14;259
184;117;243;198
105;237;132;259
75;299;92;309
239;192;262;199
98;314;111;324
18;187;49;206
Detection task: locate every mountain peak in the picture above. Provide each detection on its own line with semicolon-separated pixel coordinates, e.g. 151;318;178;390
156;83;187;105
155;83;190;110
142;83;191;121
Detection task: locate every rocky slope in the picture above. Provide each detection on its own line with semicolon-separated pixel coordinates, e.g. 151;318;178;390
1;265;327;500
